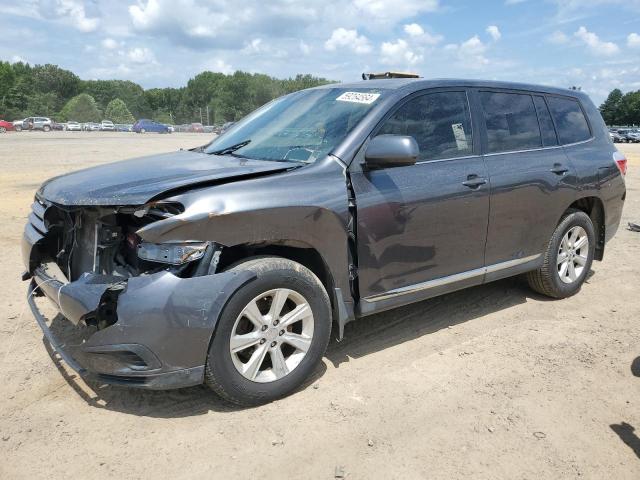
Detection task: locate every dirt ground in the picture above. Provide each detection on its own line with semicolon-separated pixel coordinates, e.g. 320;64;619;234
1;132;639;479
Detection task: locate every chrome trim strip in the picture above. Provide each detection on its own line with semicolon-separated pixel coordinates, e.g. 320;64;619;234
483;137;594;158
363;254;541;303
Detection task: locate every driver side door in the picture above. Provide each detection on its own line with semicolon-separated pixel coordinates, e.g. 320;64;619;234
350;89;491;311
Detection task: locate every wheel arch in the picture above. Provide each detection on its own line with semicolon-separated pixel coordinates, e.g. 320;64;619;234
565;196;605;260
217;241;352;337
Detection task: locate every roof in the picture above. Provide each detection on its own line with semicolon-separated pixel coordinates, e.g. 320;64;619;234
316;77;586;99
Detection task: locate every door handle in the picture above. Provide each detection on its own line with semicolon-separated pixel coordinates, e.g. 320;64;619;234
462;175;487;188
550;164;569;175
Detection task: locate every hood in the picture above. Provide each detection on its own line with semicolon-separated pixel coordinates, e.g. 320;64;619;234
38;150;293;206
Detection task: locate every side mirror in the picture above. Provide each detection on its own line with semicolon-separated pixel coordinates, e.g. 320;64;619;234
364;135;419;169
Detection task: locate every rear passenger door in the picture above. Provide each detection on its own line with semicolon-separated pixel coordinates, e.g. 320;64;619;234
477;90;578;274
351;89;490;302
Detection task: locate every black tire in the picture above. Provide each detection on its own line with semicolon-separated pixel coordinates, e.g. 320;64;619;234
0;127;6;133
204;256;331;406
43;125;50;132
527;209;595;299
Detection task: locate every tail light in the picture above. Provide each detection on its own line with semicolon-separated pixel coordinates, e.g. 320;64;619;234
613;151;627;176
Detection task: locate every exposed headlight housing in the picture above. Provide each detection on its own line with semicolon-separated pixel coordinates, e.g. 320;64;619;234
137;242;207;265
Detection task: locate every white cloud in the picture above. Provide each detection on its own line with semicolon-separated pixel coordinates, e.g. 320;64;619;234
206;59;233;75
50;0;100;32
574;26;619;56
299;40;311;55
380;39;423;66
547;31;569;44
101;38;119;50
351;0;439;24
11;55;27;63
628;33;640;48
325;28;372;54
486;25;501;41
445;35;489;67
127;47;156;64
404;23;424;37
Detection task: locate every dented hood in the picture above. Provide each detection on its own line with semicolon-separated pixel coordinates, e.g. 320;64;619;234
38;150;292;206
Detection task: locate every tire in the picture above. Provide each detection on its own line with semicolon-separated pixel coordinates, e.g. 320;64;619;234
527;209;595;299
140;128;146;134
15;125;21;132
204;256;331;406
43;125;50;132
0;127;6;133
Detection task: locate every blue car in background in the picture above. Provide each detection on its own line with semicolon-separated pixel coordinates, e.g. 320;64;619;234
133;119;170;133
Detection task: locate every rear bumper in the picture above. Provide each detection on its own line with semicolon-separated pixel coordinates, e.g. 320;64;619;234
26;265;255;390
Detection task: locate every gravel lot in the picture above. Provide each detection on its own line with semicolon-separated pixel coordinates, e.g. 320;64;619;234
1;132;639;479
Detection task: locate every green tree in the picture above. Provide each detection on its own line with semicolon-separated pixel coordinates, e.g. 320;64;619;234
104;98;135;123
59;93;102;122
599;89;623;125
26;92;58;117
31;64;80;110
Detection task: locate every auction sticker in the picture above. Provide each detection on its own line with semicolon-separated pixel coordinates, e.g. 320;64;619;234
336;92;381;104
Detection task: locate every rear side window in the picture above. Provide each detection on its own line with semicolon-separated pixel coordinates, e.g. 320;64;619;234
546;97;591;145
533;96;558;147
378;91;473;161
480;92;542;153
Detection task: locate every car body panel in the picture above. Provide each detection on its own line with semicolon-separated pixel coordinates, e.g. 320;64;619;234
37;150;294;206
21;78;626;390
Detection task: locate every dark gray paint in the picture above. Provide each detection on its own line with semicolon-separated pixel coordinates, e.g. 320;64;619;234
22;78;626;389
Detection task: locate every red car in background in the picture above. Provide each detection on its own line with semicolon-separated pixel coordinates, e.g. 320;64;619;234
0;120;15;133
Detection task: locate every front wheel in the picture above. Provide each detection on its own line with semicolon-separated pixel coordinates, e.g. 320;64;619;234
527;209;595;299
43;125;50;132
140;128;146;133
204;257;331;406
15;125;22;132
0;127;6;133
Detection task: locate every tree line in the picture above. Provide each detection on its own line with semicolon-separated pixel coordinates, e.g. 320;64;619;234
599;88;640;126
0;61;333;124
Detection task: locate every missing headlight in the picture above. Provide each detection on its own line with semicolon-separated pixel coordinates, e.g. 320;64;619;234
137;242;207;265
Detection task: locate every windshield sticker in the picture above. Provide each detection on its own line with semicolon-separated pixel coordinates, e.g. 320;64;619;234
336;92;381;104
451;123;469;150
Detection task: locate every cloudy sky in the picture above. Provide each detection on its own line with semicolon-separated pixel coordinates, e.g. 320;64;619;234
1;0;640;104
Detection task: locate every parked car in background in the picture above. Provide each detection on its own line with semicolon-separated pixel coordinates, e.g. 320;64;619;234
66;121;82;131
15;117;53;132
20;78;626;406
52;121;65;131
166;124;175;133
609;130;624;143
115;124;133;132
617;129;640;143
203;125;214;133
0;119;16;133
133;119;170;133
100;120;115;131
185;122;204;133
85;122;101;131
220;121;235;134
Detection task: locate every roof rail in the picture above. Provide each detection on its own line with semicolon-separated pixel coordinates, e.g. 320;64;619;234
362;72;420;80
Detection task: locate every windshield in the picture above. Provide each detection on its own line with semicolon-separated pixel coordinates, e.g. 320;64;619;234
204;87;385;162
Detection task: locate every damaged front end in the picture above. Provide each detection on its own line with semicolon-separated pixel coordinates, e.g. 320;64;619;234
22;196;254;389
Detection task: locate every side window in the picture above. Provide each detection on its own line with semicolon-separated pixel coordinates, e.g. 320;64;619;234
378;91;473;161
480;91;542;153
546;97;591;145
533;96;558;147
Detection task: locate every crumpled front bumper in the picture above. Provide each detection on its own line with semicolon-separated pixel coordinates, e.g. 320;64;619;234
27;267;255;389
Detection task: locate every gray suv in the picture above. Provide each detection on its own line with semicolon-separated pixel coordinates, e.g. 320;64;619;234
22;79;626;405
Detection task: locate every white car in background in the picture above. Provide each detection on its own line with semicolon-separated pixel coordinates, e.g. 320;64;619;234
100;120;115;131
66;121;81;131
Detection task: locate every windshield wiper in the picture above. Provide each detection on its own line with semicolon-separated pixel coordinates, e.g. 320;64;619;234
209;140;251;156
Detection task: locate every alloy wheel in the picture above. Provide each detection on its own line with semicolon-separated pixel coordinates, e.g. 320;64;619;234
557;226;589;284
229;288;314;383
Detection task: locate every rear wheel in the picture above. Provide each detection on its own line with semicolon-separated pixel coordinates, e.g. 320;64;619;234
15;125;22;132
527;209;595;299
204;257;331;406
0;127;6;133
140;128;146;133
43;125;50;132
